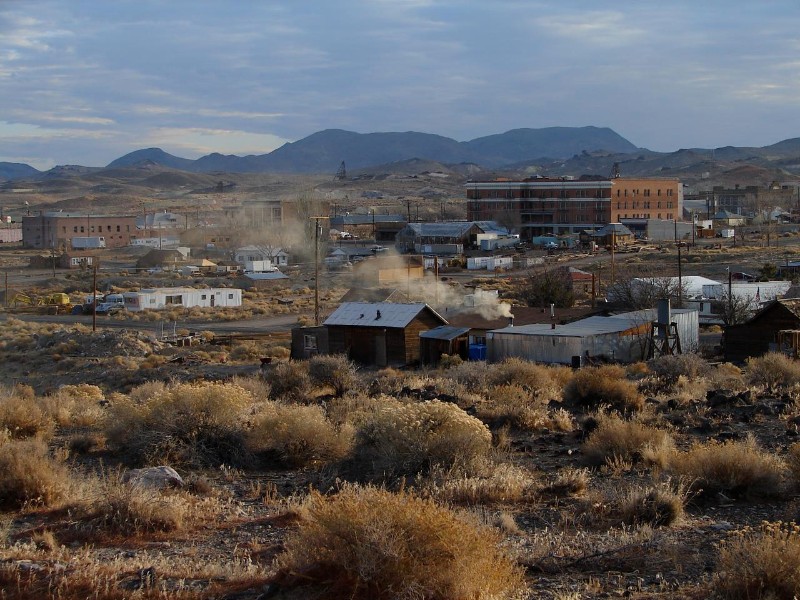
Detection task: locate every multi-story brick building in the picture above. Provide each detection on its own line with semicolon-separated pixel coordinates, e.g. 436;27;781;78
465;176;682;238
466;177;613;238
22;213;138;249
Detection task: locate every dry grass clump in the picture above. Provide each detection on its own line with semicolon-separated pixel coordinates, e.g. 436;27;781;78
76;474;188;535
273;485;524;599
264;360;311;401
0;386;53;439
248;402;353;467
228;374;272;403
0;434;69;510
617;482;685;528
564;365;643;412
487;357;562;402
307;354;359;397
480;384;545;430
351;400;492;481
714;521;800;599
424;462;535;505
38;383;106;427
541;467;590;497
707;362;747;391
443;360;492;393
647;353;710;386
582;412;675;468
105;381;254;468
670;435;786;498
747;352;800;391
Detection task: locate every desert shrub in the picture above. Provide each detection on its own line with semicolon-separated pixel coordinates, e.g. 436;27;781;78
248;402;353;467
707;362;747;391
425;462;535;505
564;365;643;412
787;442;800;487
273;485;523;599
617;482;685;528
541;467;589;497
368;367;424;396
39;384;106;427
351;400;492;481
265;360;311;401
229;374;272;403
77;475;188;535
487;357;561;402
127;380;167;403
0;435;68;510
747;352;800;390
308;354;360;397
647;353;710;385
437;353;463;369
479;383;544;430
670;435;786;498
714;521;800;599
105;381;254;468
582;412;675;468
227;341;264;362
0;387;53;439
444;360;492;393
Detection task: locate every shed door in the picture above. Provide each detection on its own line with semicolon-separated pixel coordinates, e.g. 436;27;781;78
375;330;387;367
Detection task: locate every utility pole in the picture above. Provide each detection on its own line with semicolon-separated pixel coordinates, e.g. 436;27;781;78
727;267;733;320
310;216;329;326
677;242;683;308
610;229;616;289
92;263;97;333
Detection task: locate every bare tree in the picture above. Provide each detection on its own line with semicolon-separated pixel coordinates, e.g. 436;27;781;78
608;275;688;311
711;293;754;325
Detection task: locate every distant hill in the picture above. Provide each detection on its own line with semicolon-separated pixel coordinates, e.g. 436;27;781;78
107;148;196;171
0;162;40;181
4;130;800;189
107;127;644;175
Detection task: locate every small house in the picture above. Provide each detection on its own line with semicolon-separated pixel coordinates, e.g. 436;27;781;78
352;255;424;286
723;299;800;362
323;302;448;366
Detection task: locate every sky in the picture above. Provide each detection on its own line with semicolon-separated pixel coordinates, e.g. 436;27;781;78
2;1;800;170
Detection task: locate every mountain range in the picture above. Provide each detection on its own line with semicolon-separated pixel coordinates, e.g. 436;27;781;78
2;126;800;186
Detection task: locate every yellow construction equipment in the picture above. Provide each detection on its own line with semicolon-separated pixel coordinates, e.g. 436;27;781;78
9;291;74;314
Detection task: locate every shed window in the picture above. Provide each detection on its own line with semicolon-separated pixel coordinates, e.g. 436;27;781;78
304;335;318;350
165;295;183;305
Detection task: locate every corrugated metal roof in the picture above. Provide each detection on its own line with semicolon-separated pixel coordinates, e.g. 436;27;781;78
324;302;446;328
419;326;470;340
402;222;476;237
490;308;697;338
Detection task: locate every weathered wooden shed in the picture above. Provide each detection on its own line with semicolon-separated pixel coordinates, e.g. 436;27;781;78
324;302;448;366
723;299;800;362
419;326;470;366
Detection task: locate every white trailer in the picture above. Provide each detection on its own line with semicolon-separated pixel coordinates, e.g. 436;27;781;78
121;287;242;311
71;236;106;249
467;256;514;270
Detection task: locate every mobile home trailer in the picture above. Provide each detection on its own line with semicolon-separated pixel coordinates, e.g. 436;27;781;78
122;287;242;311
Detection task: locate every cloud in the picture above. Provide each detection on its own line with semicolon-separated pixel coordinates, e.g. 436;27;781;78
145;127;290;157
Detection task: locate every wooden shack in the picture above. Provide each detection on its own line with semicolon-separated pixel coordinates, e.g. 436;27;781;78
419;326;470;366
324;302;447;366
723;299;800;362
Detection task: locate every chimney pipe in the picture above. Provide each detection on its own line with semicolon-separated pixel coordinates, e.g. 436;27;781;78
550;303;556;329
508;314;514;327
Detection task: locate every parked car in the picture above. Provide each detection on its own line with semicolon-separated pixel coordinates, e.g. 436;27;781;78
94;302;125;315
